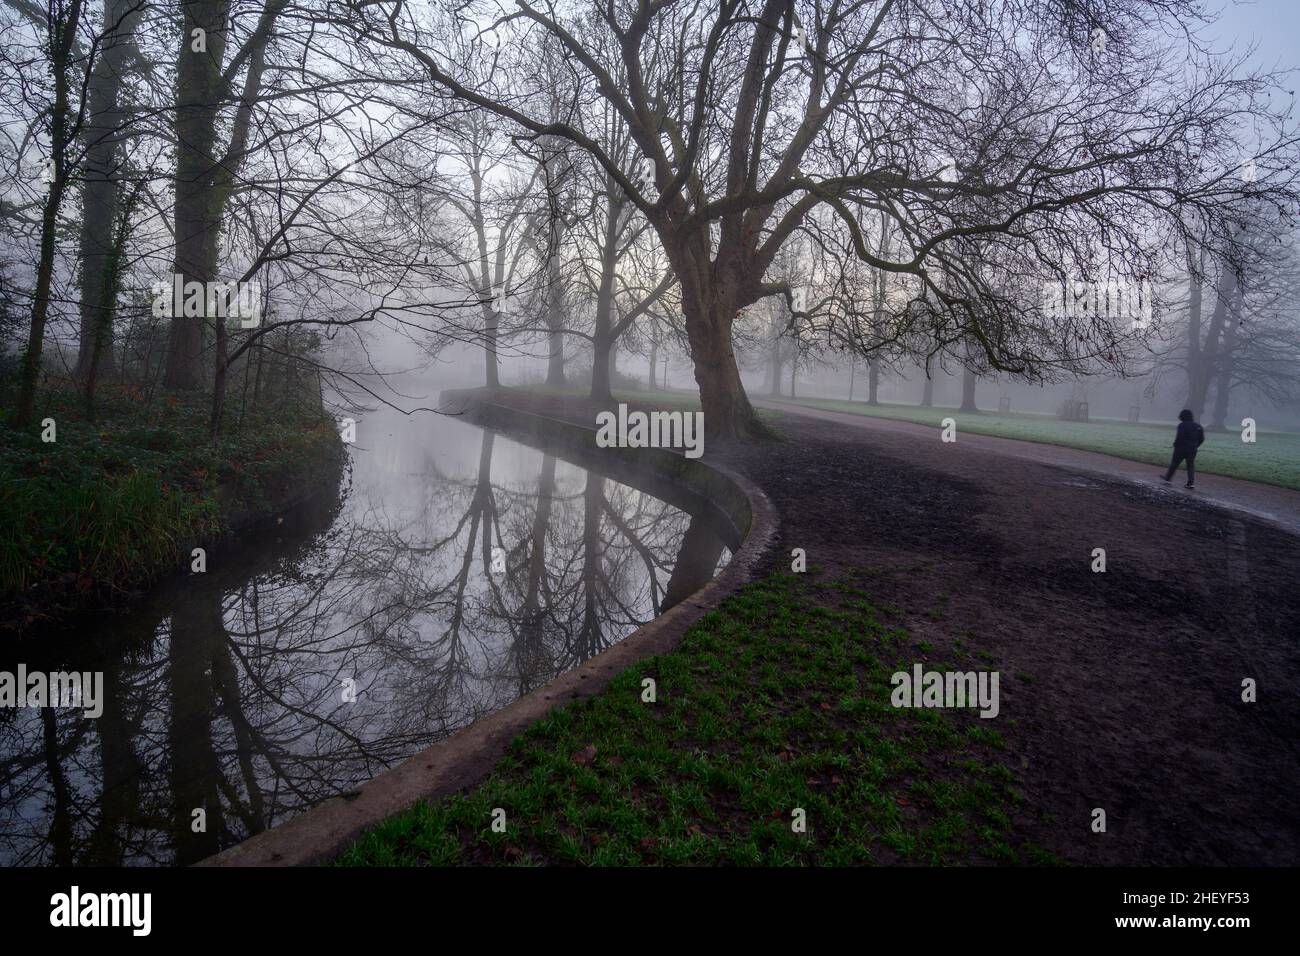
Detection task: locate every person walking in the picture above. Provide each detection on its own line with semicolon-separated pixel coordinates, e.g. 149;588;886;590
1161;409;1205;489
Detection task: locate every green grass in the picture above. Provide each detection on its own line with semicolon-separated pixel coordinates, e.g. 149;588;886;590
339;572;1044;866
764;396;1300;491
0;381;341;605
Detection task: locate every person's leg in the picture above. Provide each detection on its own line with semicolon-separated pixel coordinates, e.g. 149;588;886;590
1164;449;1183;481
1186;452;1196;487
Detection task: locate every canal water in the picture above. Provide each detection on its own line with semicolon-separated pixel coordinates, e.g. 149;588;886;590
0;398;731;865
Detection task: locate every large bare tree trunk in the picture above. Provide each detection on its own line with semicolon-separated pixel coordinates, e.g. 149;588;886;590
960;365;979;412
767;306;783;396
18;199;67;425
467;161;499;389
82;195;134;418
590;332;613;400
75;0;139;384
209;318;228;436
867;215;888;407
483;302;500;388
163;0;232;391
1209;284;1244;430
546;329;565;384
689;304;758;439
545;255;565;386
169;1;283;409
920;375;934;407
680;285;761;441
589;188;620;402
661;228;763;439
542;157;568;387
1183;245;1205;409
1187;267;1235;417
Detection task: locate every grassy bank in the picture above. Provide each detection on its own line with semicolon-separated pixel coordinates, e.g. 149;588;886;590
339;571;1046;866
0;380;342;627
762;397;1300;490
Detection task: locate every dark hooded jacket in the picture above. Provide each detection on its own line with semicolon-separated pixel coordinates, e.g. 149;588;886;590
1174;420;1205;451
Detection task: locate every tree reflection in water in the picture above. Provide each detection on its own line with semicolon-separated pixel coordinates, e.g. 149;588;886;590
0;414;730;865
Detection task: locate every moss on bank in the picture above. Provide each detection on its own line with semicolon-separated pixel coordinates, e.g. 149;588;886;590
339;571;1047;866
0;381;343;629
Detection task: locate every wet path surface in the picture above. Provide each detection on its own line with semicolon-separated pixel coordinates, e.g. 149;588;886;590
753;398;1300;536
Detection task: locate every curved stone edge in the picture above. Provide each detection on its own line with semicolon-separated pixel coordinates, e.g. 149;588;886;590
197;391;777;867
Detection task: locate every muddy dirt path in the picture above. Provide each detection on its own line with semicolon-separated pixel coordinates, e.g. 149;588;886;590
737;402;1300;865
754;398;1300;536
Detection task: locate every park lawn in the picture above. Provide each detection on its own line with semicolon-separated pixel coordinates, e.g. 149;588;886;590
338;571;1050;866
766;397;1300;492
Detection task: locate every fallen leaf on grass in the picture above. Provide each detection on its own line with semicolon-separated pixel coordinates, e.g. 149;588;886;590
572;744;597;765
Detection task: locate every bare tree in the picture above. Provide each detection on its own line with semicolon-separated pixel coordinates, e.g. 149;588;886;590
338;0;1300;442
73;0;145;386
9;0;88;425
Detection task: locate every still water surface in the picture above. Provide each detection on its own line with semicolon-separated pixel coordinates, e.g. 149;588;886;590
0;399;730;865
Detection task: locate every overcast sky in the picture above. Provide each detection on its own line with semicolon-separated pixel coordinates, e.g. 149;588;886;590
1214;0;1299;73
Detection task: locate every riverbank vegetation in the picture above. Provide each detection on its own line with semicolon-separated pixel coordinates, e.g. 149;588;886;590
0;369;341;631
